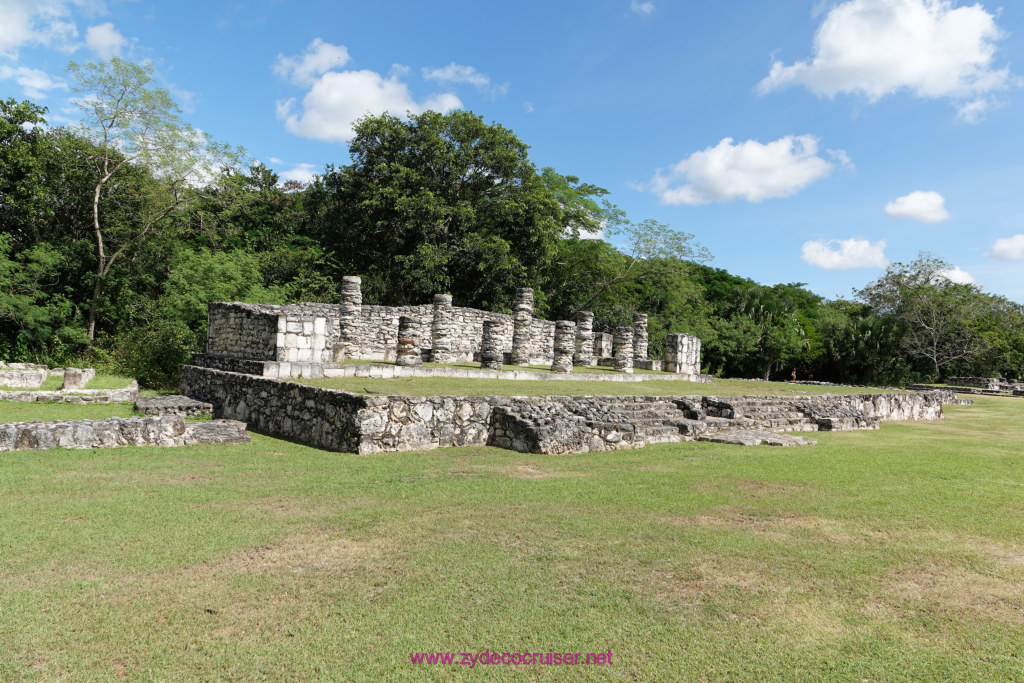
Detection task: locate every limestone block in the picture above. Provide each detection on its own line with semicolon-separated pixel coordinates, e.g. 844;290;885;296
613;327;634;374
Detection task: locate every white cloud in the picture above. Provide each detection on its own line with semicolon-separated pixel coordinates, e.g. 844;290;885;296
801;238;889;269
276;69;462;143
422;62;508;98
85;22;125;58
273;38;351;86
987;234;1024;261
758;0;1015;121
630;1;655;16
277;162;317;185
938;266;975;284
884;190;950;223
643;135;838;205
524;101;534;113
0;64;67;98
0;0;88;57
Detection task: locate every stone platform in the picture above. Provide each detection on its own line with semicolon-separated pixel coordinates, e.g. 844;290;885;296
135;395;213;417
0;415;249;453
181;365;962;455
0;381;139;404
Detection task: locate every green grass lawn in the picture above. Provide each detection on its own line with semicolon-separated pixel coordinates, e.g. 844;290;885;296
1;396;1021;680
299;375;903;397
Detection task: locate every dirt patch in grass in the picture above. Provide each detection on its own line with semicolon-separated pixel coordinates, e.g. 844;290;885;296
732;479;815;498
883;564;1024;624
508;462;566;479
198;535;385;576
660;508;867;546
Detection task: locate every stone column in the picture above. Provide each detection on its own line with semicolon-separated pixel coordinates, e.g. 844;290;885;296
395;316;422;367
431;294;454;364
480;320;504;370
573;311;595;366
510;287;534;366
613;327;634;374
62;368;85;390
632;313;649;360
594;332;613;359
337;275;363;361
665;333;701;375
551;321;576;374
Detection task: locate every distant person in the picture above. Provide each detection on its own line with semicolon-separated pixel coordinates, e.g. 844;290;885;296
791;368;797;381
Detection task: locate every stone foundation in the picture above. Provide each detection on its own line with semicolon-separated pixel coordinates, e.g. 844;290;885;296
0;415;248;452
181;365;957;455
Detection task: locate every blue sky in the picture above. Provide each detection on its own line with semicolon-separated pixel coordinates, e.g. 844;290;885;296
2;0;1023;303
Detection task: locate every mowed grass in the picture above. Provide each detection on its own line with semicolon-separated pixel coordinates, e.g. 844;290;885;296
298;375;900;397
1;396;1022;680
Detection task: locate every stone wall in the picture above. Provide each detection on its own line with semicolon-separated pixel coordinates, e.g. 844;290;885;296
206;302;279;360
181;364;954;455
947;377;1023;392
0;415;248;452
0;363;49;388
180;365;494;455
0;382;139;404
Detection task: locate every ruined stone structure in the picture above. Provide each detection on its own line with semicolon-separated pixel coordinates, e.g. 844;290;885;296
665;334;701;376
480;321;504;370
430;294;454;364
946;377;1023;393
0;415;248;453
551;321;576;374
573;312;595;367
632;314;649;360
395;316;423;367
181;365;960;455
613;327;634;374
0;363;96;390
198;276;706;381
510;288;534;366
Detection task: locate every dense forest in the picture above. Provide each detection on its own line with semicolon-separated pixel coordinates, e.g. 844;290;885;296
2;59;1022;388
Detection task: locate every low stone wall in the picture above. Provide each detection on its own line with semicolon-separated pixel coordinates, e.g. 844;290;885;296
946;377;1023;392
135;395;213;417
0;363;49;388
0;415;249;452
181;365;956;455
0;381;139;404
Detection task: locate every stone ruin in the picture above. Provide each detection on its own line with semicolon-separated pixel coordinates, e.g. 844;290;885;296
179;275;966;455
0;362;96;390
180;364;964;455
193;276;705;382
945;377;1023;396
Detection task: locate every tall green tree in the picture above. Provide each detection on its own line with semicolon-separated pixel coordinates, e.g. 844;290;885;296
67;57;238;341
304;110;565;310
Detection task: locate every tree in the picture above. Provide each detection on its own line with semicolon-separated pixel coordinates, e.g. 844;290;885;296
859;254;989;380
303;110;565;310
0;99;54;250
67;57;237;341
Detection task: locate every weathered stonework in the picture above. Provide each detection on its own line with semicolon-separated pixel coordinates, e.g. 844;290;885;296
430;294;454;363
665;333;701;376
135;395;213;417
510;287;534;366
480;320;504;370
594;332;613;360
573;312;595;366
947;377;1023;392
613;327;634;374
550;321;576;374
0;381;139;404
61;368;87;390
0;363;49;388
338;275;363;361
632;314;649;360
0;415;248;452
181;364;958;455
395;316;423;367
